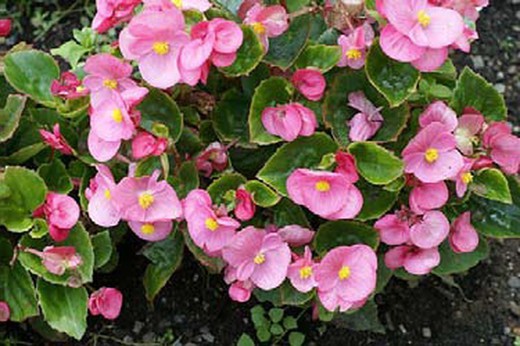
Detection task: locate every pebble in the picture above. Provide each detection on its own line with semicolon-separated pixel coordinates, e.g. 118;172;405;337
133;321;144;335
494;83;506;94
509;301;520;317
123;336;134;343
422;327;432;338
142;331;156;343
471;56;485;69
508;276;520;288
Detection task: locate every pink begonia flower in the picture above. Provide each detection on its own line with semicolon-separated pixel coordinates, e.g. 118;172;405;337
34;193;80;242
287;246;318;293
243;4;289;49
452;25;479;53
334;151;359;183
454;110;484;155
449;211;479;253
347;91;384;142
119;9;190;89
261;103;318;142
482;122;520;175
430;0;489;21
184;189;240;255
86;165;121;227
0;301;9;322
291;69;327;102
88;131;122;162
375;212;410;245
131;131;168;160
229;280;255;303
409;210;450;249
222;227;291;290
83;54;139;108
337;24;374;69
315;245;377;312
92;0;141;33
235;187;256;221
409;181;448;215
113;170;183;223
25;246;82;276
402;123;464;183
51;72;89;100
143;0;211;12
384;245;440;275
128;220;173;242
39;124;74;155
378;0;464;72
451;157;475;198
287;169;363;220
88;287;123;320
418;101;458;132
276;225;315;247
195;142;229;177
0;19;12;37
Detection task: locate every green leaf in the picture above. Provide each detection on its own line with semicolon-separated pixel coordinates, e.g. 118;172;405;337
268;308;284;323
37;279;88;340
19;223;94;285
0;237;13;264
30;218;49;239
272;198;310;228
365;41;420;107
254;281;313;307
270;323;284;335
37;158;73;194
323;69;409;146
207;173;247;204
257;133;338;196
214;0;242;14
332;300;385;333
0;262;39;322
182;228;226;273
432;238;489;275
451;67;507;121
213;89;250;145
237;333;255;346
283;316;298;330
471;168;512;204
294;44;342;72
221;26;265;77
169;161;200;199
4;50;60;106
348;142;403;185
289;332;306;346
249;77;294;145
375;254;393;293
314;221;379;255
245;180;281;207
263;15;311;69
0;95;27;143
257;326;272;342
143;230;184;302
0;143;46;166
91;231;113;269
356;179;399;221
134;156;162;178
50;41;90;69
138;89;183;142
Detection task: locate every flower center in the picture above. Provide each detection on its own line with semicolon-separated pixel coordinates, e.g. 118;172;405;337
171;0;182;7
424;148;439;163
112;108;123;123
299;266;313;279
153;42;170;55
76;86;86;93
338;265;351;280
315;180;330;192
141;223;155;235
103;79;118;89
417;10;431;27
205;218;219;231
254;253;266;264
252;22;266;35
346;48;362;60
138;192;154;209
461;172;473;184
104;189;111;200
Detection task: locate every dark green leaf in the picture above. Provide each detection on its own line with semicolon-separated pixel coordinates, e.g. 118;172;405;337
92;231;113;269
272;198;310;228
268;308;284;323
348;142;403;185
294;44;342;72
432;238;489;275
314;221;379;255
254;281;313;307
138;89;183;142
0;262;39;322
207;173;247;204
356;179;399;221
0;95;26;143
213;89;250;145
471;168;512;204
221;26;265;77
38;158;73;194
332;300;385;334
237;333;255;346
245;180;281;207
289;332;306;346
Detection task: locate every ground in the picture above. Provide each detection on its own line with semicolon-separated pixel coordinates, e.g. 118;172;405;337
1;0;519;345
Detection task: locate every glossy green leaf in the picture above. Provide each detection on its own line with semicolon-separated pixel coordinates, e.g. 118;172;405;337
332;300;384;333
207;173;247;203
471;168;512;204
183;228;226;273
254;281;313;307
92;231;113;269
294;44;342;72
257;133;338;196
348;142;403;185
375;254;393;293
37;158;73;194
0;143;46;166
221;26;265;77
0;262;39;322
314;221;379;255
51;41;90;69
432;238;489;275
213;89;250;145
272;198;310;228
356;179;399;221
138;89;183;142
0;95;27;143
169;160;200;199
237;333;255;346
30;218;49;239
245;180;281;207
289;332;306;346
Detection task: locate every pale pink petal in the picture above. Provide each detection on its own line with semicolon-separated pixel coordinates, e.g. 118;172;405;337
410;210;450;249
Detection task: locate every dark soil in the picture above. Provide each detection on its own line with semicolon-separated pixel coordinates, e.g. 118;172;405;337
1;0;520;345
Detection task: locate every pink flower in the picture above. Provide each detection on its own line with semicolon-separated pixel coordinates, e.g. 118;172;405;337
88;287;123;320
315;245;377;312
195;142;229;177
276;225;315;247
347;91;384;142
291;69;326;102
287;246;318;293
235;187;255;221
243;4;289;49
92;0;141;33
128;220;173;242
184;189;240;255
287;169;363;220
409;210;450;249
222;227;291;290
51;72;89;100
0;19;11;37
131;131;168;160
409;181;448;215
375;212;410;245
0;302;9;322
454;109;484;155
86;165;121;227
402;123;464;183
228;280;254;303
25;246;82;276
451;157;475;198
261;103;318;142
482;122;520;175
337;24;373;69
90;95;135;143
384;245;440;275
449;211;479;253
34;192;80;242
418;101;458;132
119;9;190;88
143;0;211;12
431;0;489;21
334;151;359;183
39;124;74;155
112;170;183;223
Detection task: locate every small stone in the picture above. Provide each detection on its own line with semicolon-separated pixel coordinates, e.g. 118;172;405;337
133;321;144;334
201;333;215;343
422;327;432;338
142;332;156;343
399;324;407;334
471;56;485;69
494;83;506;94
508;276;520;288
509;301;520;317
123;336;134;343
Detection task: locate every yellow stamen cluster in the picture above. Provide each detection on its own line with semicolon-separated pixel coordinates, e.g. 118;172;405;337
417;10;431;28
141;223;155;235
205;218;219;231
104;189;112;200
299;266;313;279
461;172;473;184
315;180;331;192
252;22;266;35
171;0;182;8
254;253;266;264
338;265;351;280
346;48;362;60
112;108;123;123
424;148;439;163
103;79;118;89
153;42;170;55
138;192;155;209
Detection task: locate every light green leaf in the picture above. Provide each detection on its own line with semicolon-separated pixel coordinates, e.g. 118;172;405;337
294;44;342;72
348;142;403;185
0;262;39;322
471;168;512;204
245;180;281;207
0;95;27;143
